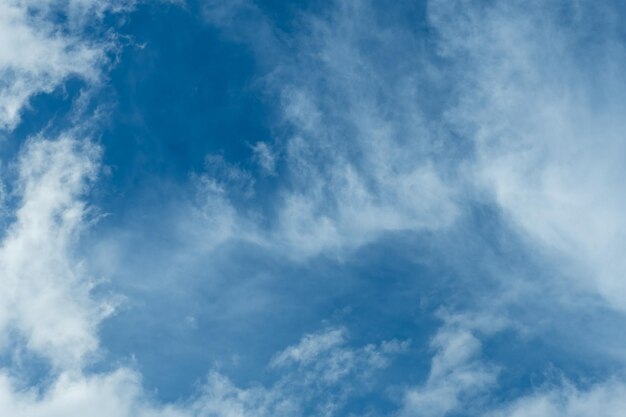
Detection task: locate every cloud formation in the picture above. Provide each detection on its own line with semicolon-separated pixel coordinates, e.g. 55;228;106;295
430;0;626;309
2;0;626;416
0;0;131;130
0;136;106;369
492;380;626;417
0;327;407;417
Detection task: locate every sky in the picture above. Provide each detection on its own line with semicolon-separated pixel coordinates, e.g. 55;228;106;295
1;0;626;416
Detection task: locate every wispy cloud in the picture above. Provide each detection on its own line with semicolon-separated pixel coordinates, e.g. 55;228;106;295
0;0;132;130
198;0;460;259
491;379;626;417
400;312;501;417
2;0;626;415
429;0;626;309
0;326;407;417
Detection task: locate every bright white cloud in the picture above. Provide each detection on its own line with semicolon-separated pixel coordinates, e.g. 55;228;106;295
0;136;108;369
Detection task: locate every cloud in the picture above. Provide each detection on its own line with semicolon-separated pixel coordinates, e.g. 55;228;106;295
113;2;626;412
3;0;626;416
0;326;406;417
400;314;499;417
177;328;407;417
0;135;110;369
270;328;346;368
3;0;418;416
0;369;152;417
251;142;276;176
0;0;131;130
428;0;626;310
491;379;626;417
199;0;460;259
271;327;409;388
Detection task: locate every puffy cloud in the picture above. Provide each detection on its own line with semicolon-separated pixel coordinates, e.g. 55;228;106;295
0;135;109;369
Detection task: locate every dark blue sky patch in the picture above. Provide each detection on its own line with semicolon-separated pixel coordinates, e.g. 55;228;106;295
96;1;272;218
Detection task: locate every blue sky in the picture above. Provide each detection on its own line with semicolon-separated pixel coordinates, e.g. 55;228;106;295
2;0;626;416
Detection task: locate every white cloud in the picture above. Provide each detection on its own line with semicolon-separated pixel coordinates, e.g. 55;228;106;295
271;328;346;368
400;316;499;417
0;0;131;130
252;142;276;176
266;328;409;415
0;1;415;416
4;0;626;415
0;136;108;369
492;379;626;417
428;0;626;310
0;327;406;417
271;327;408;389
198;0;460;259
